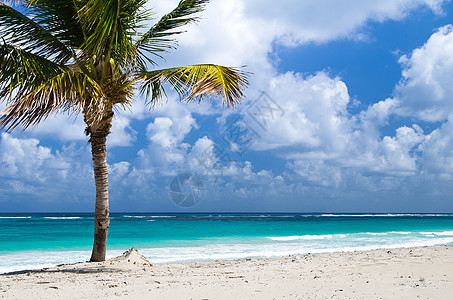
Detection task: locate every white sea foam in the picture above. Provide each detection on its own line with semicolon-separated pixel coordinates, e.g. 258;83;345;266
0;263;57;274
320;214;389;217
0;216;31;219
366;232;388;236
363;230;453;236
44;217;81;220
124;215;176;218
2;235;453;273
0;249;129;274
434;231;453;236
421;214;453;217
419;231;453;236
268;230;421;240
212;215;297;218
320;213;453;217
140;237;453;264
0;250;90;274
267;234;347;241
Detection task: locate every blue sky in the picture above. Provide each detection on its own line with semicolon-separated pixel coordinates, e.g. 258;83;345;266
1;0;453;213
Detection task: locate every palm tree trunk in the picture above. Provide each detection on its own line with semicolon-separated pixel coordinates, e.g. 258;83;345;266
89;129;110;262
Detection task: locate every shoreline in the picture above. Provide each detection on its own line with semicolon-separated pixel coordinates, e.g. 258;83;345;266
1;245;452;299
2;240;453;275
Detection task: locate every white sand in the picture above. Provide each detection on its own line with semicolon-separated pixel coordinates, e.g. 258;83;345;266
1;246;452;299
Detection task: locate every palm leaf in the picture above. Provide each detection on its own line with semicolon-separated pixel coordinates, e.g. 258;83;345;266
138;64;249;107
79;0;148;74
0;2;73;63
0;1;22;5
78;0;119;59
149;0;208;37
134;0;208;65
0;43;64;101
0;70;104;130
25;0;86;49
1;0;249;131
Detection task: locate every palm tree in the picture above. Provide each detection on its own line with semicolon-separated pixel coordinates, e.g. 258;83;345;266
0;0;248;262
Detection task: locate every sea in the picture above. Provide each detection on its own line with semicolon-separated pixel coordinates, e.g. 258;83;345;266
1;213;453;274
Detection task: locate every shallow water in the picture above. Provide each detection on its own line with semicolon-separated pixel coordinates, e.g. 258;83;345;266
1;213;453;273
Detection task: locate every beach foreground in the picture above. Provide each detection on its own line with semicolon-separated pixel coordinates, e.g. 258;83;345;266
1;246;452;299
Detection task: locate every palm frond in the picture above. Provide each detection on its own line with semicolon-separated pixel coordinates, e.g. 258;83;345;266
111;0;149;68
0;43;64;101
151;0;208;36
78;0;119;59
0;2;73;63
0;70;104;131
25;0;86;49
138;64;249;107
0;1;21;5
0;0;250;133
135;0;208;63
79;0;148;73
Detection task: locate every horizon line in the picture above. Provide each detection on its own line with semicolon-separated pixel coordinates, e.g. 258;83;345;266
1;212;452;214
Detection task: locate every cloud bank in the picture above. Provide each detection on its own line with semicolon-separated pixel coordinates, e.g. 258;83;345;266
1;0;453;212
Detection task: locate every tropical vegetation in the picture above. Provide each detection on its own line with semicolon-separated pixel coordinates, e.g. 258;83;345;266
0;0;248;261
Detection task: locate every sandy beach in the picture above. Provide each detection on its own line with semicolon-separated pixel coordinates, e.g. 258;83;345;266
0;246;451;299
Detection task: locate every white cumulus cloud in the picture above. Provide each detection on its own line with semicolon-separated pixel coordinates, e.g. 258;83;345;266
395;24;453;121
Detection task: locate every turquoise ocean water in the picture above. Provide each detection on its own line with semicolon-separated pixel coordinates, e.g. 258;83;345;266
1;213;453;273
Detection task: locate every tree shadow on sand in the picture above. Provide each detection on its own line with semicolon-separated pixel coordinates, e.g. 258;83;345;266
1;264;134;276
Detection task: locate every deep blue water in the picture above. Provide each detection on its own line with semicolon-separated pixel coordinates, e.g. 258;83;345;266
1;213;453;273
